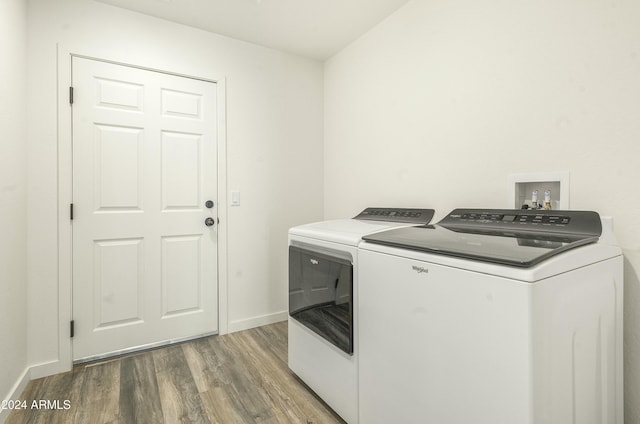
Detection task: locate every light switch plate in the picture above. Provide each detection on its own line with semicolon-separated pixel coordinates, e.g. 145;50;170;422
231;190;240;206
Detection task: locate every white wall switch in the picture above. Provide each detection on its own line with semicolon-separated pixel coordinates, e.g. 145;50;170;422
231;190;240;206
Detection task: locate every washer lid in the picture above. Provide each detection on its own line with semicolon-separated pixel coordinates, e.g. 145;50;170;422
362;209;603;268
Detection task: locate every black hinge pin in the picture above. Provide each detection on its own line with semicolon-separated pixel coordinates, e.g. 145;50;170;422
70;320;75;338
70;203;74;220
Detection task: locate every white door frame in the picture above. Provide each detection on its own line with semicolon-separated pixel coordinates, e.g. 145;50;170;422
54;44;228;374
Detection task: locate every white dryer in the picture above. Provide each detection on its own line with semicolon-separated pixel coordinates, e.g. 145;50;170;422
288;208;434;424
358;209;623;424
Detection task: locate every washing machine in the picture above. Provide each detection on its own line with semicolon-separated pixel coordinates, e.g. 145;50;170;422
358;208;623;424
288;207;434;423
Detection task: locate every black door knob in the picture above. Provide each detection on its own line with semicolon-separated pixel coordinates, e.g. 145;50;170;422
205;200;214;209
205;217;215;227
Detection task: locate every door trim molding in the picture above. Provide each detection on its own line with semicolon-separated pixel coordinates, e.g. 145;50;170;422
50;44;228;376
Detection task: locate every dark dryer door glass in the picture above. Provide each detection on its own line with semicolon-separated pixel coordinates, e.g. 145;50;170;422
289;245;353;354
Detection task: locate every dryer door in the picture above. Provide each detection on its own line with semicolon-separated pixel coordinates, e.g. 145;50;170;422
289;245;353;354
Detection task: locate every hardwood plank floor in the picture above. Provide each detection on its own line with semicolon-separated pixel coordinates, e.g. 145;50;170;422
6;322;346;424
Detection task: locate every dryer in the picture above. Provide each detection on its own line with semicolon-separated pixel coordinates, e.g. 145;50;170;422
359;209;623;424
288;207;434;424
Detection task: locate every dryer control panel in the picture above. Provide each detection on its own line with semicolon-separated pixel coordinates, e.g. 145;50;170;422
354;207;434;225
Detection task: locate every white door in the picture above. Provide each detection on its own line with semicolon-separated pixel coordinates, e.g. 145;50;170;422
71;57;218;361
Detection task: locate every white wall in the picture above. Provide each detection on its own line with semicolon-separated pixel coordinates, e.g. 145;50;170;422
26;0;323;372
0;0;28;412
325;0;640;422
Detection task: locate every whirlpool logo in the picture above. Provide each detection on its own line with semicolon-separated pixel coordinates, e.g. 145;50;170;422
412;265;429;274
310;259;319;265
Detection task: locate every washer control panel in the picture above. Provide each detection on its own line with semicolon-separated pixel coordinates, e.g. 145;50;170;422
460;212;571;225
440;209;601;236
354;208;434;225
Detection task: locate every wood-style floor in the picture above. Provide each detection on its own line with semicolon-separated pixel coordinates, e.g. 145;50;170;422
7;322;346;424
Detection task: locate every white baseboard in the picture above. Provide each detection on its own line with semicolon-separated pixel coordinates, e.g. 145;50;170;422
0;358;73;424
227;310;288;334
0;367;31;424
29;359;70;380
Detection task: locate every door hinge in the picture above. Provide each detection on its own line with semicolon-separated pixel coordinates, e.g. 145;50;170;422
69;86;74;105
70;203;74;220
70;320;75;338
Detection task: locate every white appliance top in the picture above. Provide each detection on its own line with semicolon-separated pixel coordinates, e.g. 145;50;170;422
289;208;434;246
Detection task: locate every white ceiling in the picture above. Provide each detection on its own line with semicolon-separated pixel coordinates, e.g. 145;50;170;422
95;0;411;61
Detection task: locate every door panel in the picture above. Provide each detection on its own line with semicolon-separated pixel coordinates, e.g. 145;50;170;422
94;124;143;210
93;238;144;329
161;131;201;209
72;57;218;361
161;235;202;317
161;88;202;118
